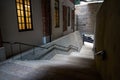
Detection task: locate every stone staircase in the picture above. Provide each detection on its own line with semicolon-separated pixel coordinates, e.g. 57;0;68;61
10;31;82;60
0;42;102;80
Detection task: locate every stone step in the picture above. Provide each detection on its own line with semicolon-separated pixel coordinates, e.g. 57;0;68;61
12;59;93;69
70;51;94;59
51;54;95;67
0;60;101;80
70;42;94;59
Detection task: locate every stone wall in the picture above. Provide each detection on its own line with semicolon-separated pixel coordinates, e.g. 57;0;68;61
75;2;102;34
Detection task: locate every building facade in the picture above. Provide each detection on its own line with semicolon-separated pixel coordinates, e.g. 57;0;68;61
0;0;75;59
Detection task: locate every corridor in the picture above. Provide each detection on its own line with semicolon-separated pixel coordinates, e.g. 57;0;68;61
0;0;120;80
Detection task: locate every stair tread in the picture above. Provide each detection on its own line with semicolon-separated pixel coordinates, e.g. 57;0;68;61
0;60;101;80
11;59;94;69
51;54;94;62
70;42;94;59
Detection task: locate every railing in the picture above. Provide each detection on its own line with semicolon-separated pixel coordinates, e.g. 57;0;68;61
2;41;79;60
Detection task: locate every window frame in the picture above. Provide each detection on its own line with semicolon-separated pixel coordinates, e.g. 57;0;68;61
15;0;33;32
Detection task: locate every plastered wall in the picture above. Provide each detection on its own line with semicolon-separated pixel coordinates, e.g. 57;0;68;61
0;0;43;57
95;0;120;80
51;0;75;40
0;0;75;58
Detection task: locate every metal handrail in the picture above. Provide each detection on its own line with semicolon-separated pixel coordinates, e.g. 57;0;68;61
15;42;47;48
3;41;78;51
2;41;46;59
3;41;46;49
2;41;79;60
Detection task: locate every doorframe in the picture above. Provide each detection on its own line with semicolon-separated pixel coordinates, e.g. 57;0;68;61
41;0;52;43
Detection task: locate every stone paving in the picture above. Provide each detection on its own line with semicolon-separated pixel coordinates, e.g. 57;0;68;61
70;42;94;59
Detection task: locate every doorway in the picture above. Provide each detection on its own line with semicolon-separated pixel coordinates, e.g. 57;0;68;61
41;0;52;44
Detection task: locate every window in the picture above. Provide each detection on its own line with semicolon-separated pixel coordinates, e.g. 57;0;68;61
16;0;33;31
54;0;59;28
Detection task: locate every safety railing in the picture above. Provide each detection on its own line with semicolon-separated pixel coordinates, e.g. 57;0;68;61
2;41;79;60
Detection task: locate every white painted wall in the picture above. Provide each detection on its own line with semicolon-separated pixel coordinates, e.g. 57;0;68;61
51;0;63;40
0;0;43;57
51;0;75;40
0;0;75;58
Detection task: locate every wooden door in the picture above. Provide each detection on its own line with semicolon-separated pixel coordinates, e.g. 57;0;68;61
63;5;67;32
71;10;75;31
41;0;51;40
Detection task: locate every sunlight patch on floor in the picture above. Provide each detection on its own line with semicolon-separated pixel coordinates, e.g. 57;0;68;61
70;42;94;59
84;42;93;48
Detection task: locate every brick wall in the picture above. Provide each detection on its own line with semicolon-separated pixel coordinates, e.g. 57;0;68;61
75;2;102;34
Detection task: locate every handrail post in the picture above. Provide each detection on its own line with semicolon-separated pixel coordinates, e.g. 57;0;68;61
19;44;22;60
10;43;14;59
33;47;35;55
